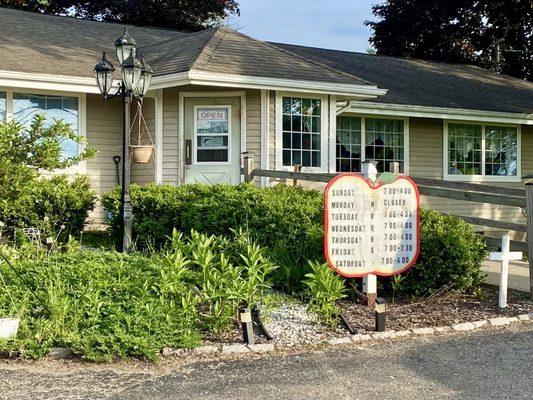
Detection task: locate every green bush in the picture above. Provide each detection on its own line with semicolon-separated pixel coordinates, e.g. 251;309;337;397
397;209;487;296
102;183;324;270
0;229;276;361
103;184;486;297
0;116;96;239
0;175;96;239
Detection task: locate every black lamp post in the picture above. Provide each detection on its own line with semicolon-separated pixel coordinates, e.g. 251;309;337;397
94;28;153;253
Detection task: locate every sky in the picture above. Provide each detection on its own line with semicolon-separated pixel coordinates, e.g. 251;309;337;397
227;0;377;53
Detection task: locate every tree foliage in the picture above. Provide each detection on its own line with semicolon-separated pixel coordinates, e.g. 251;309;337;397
366;0;532;81
0;116;96;235
0;0;240;31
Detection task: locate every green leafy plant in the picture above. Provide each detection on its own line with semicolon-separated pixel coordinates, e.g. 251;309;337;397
304;262;347;326
398;209;487;297
0;116;96;238
391;274;406;304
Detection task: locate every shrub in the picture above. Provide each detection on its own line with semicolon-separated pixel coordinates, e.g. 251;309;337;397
304;261;347;326
102;183;324;264
397;209;487;296
0;229;276;361
0;175;96;240
0;116;96;238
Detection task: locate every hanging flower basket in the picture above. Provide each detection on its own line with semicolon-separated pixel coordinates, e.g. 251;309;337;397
130;145;154;163
0;318;20;339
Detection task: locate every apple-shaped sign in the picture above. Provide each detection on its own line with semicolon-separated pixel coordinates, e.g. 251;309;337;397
324;173;420;278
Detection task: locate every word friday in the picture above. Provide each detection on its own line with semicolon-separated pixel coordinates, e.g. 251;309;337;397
324;174;420;277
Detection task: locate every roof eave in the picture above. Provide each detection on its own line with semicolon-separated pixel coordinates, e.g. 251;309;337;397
151;70;387;98
346;101;533;125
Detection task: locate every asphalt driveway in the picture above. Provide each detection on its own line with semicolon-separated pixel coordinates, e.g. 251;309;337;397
0;324;531;400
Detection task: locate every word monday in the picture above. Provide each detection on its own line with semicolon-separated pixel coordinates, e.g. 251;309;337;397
324;174;420;277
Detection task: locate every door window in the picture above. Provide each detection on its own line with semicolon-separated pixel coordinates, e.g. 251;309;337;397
194;106;231;164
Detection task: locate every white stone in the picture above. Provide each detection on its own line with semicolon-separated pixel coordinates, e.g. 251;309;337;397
412;327;434;335
247;343;275;353
518;314;530;321
48;347;72;359
371;331;396;340
489;317;514;326
351;334;372;343
327;337;352;346
435;326;451;333
528;312;533;320
473;320;488;328
452;322;476;332
221;344;250;354
192;345;220;355
395;330;411;337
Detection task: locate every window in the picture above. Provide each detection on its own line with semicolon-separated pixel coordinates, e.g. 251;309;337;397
446;122;519;180
0;92;6;121
282;96;321;167
13;93;79;159
194;106;230;163
336;116;361;172
336;116;406;173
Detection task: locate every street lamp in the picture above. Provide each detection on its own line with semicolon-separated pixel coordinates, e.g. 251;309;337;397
94;28;153;253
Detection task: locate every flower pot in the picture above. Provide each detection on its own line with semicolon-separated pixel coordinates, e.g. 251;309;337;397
130;145;154;163
0;318;20;339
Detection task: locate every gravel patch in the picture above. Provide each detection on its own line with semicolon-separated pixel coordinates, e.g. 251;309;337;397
264;303;345;347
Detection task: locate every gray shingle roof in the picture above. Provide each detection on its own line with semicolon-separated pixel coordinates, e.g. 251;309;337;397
272;43;533;114
0;7;187;77
0;7;369;86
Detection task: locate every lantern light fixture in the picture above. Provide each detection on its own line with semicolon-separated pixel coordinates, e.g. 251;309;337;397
93;52;115;99
115;27;137;65
134;56;154;98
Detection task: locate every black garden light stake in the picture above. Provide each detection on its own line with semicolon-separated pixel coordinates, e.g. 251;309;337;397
240;307;255;345
375;297;386;332
94;28;153;253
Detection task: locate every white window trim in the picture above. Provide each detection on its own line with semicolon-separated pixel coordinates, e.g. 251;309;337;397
443;120;521;183
275;92;329;172
0;86;87;174
335;114;410;175
193;104;232;166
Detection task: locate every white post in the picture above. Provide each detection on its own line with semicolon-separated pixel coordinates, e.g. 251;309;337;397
489;234;523;309
362;160;378;306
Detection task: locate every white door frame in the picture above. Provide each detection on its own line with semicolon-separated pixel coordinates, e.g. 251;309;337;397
178;90;246;185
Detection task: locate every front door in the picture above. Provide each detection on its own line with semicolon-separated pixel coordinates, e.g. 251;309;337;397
184;96;241;184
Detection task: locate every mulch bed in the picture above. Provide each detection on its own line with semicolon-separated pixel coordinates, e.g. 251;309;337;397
339;285;533;333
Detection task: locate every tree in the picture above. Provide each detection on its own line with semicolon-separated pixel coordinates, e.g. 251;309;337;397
366;0;532;81
0;116;96;235
0;0;240;31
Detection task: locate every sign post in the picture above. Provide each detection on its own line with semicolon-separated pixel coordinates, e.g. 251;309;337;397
324;163;420;307
489;234;523;309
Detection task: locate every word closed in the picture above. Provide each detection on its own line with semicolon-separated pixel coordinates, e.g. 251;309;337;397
324;173;420;277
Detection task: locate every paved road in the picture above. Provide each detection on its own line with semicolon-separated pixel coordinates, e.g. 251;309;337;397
0;324;532;400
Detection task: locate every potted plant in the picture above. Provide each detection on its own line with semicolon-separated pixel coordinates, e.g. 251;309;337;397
130;144;154;163
130;100;154;164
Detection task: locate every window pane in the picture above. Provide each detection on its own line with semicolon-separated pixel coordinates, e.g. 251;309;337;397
195;107;230;163
0;92;6;121
13;93;79;159
448;123;482;175
364;118;404;173
485;126;517;176
336;116;362;172
282;97;321;167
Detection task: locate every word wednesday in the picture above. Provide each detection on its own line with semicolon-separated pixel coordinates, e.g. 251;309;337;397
324;173;420;277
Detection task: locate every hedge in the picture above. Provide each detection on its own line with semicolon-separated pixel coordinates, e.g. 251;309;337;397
102;183;486;295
